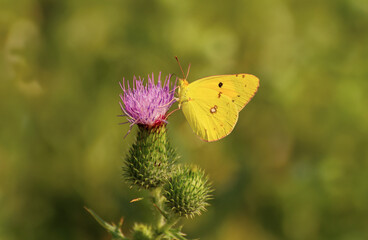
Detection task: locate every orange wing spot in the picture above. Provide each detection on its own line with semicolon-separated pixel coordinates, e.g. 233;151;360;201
242;75;245;78
236;74;239;77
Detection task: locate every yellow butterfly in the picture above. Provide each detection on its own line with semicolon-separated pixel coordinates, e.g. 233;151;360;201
176;59;259;142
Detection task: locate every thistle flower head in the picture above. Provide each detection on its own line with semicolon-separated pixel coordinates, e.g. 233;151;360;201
119;72;176;128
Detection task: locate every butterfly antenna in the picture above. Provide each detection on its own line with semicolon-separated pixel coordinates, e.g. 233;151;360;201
186;63;191;79
175;56;186;79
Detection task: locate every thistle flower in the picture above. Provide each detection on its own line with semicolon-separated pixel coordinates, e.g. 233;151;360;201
120;72;178;189
119;72;176;129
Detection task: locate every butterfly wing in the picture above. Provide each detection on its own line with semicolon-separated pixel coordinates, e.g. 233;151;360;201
181;86;239;142
189;74;259;112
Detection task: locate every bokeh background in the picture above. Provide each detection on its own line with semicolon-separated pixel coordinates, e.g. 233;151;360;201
1;0;368;239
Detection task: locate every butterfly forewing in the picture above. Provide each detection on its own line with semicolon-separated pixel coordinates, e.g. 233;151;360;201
189;74;259;112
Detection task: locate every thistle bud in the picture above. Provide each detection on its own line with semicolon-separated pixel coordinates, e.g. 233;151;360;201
123;124;177;189
164;165;212;218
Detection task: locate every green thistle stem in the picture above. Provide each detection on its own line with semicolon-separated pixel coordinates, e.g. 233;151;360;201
159;218;180;234
151;188;182;240
151;187;166;229
154;218;180;240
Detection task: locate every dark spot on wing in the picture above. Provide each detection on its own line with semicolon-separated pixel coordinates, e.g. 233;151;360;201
242;75;245;78
245;84;247;87
218;92;222;98
237;95;240;97
218;82;223;88
232;100;235;102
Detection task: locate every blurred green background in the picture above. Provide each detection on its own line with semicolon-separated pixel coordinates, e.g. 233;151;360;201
1;0;368;239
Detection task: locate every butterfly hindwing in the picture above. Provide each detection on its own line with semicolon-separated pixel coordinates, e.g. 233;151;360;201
181;86;238;142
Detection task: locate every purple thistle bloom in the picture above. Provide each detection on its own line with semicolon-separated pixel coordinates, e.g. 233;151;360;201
119;72;176;129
